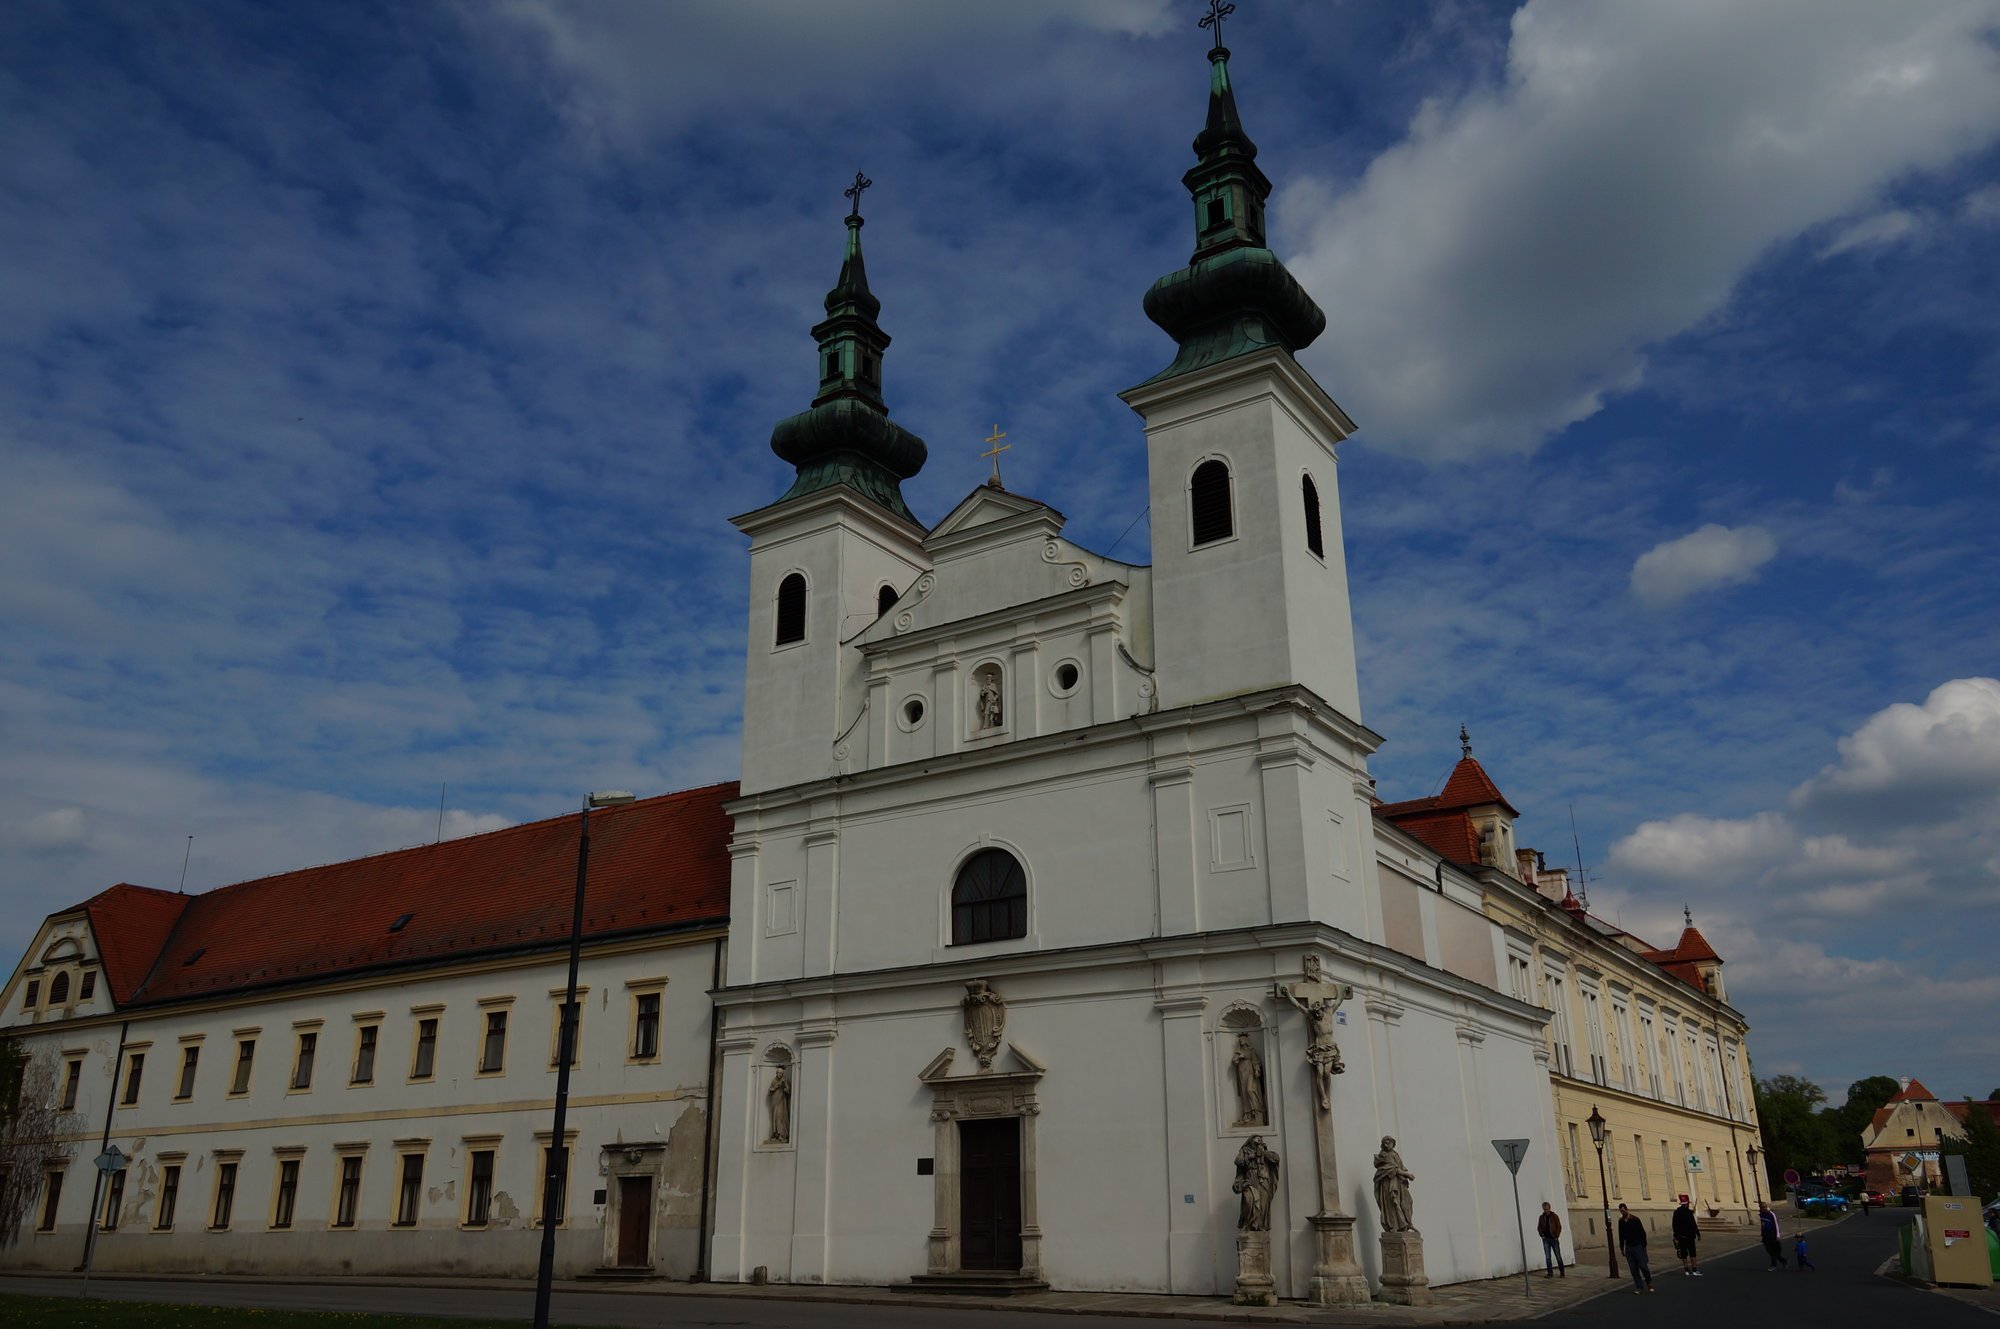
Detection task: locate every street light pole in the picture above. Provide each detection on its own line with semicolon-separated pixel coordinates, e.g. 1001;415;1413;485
1746;1143;1765;1210
533;791;635;1329
1586;1106;1618;1279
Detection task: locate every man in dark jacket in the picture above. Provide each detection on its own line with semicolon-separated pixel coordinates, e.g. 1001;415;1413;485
1758;1201;1787;1268
1537;1201;1566;1277
1671;1196;1703;1275
1618;1204;1654;1292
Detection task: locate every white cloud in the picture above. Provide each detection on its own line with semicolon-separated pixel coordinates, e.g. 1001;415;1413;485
1629;524;1777;606
1819;208;1927;257
1607;810;1795;884
1792;676;2000;823
1281;0;2000;458
1966;183;2000;222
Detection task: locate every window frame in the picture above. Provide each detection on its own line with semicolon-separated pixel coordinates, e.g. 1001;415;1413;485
534;1135;576;1229
210;1157;240;1231
120;1047;148;1106
409;1006;442;1081
1302;473;1325;560
270;1155;303;1230
463;1144;499;1229
1188;457;1236;549
393;1151;425;1228
101;1168;125;1230
547;987;588;1070
37;1167;64;1232
331;1153;364;1230
290;1024;322;1093
773;571;809;648
949;847;1030;947
230;1034;257;1097
351;1020;380;1086
628;980;666;1064
476;1000;512;1077
154;1160;183;1231
60;1054;82;1111
174;1039;202;1102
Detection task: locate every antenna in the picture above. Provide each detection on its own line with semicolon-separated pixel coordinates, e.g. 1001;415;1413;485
178;835;193;893
436;783;447;843
1568;803;1589;909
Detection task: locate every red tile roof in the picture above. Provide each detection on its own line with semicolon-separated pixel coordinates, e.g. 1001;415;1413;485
1379;807;1482;866
60;883;192;1004
1945;1100;2000;1128
1642;926;1723;968
1889;1078;1937;1104
69;783;734;1010
1436;753;1520;817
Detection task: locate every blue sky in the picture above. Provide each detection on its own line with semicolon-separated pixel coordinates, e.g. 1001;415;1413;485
3;0;1998;1103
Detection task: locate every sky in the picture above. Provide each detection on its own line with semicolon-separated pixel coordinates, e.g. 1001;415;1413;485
3;0;1998;1104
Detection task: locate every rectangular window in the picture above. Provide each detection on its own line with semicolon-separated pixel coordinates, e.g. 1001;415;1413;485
80;970;96;1000
465;1150;495;1227
176;1045;200;1100
122;1052;145;1105
551;1000;579;1068
156;1164;181;1230
24;978;39;1009
37;1169;63;1231
480;1011;508;1074
352;1025;378;1085
538;1145;568;1227
102;1169;125;1230
1635;1134;1651;1200
291;1030;317;1090
272;1159;300;1229
1567;1121;1586;1198
211;1161;238;1230
395;1154;424;1227
633;992;661;1060
231;1039;255;1095
411;1017;438;1080
333;1156;362;1228
60;1057;81;1111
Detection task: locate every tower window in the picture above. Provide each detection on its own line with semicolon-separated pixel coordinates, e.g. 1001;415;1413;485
877;583;899;616
1190;460;1234;546
863;353;879;383
951;849;1028;946
1303;475;1324;558
775;573;807;646
823;350;841;380
1206;195;1227;229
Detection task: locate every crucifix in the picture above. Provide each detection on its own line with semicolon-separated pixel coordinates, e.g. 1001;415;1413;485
981;424;1010;488
844;170;872;220
1273;953;1370;1306
1199;0;1236;50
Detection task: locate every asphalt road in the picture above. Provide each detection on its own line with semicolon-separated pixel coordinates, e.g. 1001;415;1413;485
2;1211;1983;1329
1545;1209;1988;1328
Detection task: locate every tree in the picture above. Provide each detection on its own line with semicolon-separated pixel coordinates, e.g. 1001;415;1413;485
1825;1075;1903;1167
0;1040;83;1248
1941;1100;2000;1201
1755;1075;1840;1192
1989;1088;2000;1104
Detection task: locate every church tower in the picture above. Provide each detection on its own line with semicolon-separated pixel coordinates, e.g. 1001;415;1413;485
1120;32;1362;721
734;178;931;795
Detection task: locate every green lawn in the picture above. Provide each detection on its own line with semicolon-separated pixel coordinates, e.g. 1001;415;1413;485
0;1295;539;1328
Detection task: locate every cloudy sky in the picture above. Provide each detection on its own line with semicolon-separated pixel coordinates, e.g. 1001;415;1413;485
4;0;1998;1101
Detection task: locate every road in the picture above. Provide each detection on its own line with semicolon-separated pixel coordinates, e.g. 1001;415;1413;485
4;1211;1987;1328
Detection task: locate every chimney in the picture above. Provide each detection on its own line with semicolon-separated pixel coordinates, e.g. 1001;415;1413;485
1516;848;1539;886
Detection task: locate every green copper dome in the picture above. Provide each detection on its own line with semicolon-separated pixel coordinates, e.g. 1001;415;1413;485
1141;42;1325;385
769;183;927;523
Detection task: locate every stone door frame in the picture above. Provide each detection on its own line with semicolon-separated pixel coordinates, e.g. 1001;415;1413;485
918;1045;1045;1280
598;1141;667;1271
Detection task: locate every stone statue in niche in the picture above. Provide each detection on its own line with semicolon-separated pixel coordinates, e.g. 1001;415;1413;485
1229;1032;1268;1126
1232;1135;1279;1232
766;1064;791;1144
1275;954;1350;1111
975;671;1004;731
962;979;1006;1070
1373;1136;1415;1232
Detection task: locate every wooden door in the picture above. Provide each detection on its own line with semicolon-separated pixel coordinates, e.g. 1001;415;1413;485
616;1176;652;1268
958;1116;1022;1271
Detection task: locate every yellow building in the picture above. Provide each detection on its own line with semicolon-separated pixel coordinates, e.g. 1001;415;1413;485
1378;733;1768;1246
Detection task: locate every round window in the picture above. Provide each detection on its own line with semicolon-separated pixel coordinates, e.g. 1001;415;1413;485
1050;660;1082;697
900;697;927;730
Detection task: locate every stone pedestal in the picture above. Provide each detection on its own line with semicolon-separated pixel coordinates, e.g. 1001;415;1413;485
1307;1213;1371;1307
1376;1229;1435;1306
1233;1232;1276;1307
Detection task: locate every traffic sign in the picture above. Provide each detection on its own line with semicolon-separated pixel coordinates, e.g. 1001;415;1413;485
93;1146;128;1174
1492;1139;1530;1175
1783;1168;1800;1185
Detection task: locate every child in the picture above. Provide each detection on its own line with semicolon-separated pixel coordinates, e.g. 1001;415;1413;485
1794;1234;1814;1271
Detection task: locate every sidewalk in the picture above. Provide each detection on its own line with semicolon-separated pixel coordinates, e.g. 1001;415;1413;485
7;1225;1771;1326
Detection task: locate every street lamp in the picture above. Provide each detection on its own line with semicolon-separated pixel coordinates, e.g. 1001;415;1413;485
1585;1106;1618;1279
1745;1143;1765;1209
533;791;636;1329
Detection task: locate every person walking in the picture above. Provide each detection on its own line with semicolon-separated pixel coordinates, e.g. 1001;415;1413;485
1758;1201;1787;1269
1537;1201;1567;1277
1618;1204;1654;1293
1794;1233;1815;1271
1672;1195;1703;1276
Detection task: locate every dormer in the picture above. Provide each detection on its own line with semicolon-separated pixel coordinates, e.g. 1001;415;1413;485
1373;727;1524;879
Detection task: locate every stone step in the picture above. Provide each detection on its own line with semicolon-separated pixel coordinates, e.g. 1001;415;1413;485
898;1273;1052;1296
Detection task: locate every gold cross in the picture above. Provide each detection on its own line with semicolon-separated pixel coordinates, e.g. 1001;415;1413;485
981;424;1011;488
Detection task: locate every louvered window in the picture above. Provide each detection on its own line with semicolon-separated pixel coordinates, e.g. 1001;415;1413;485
951;849;1027;945
1303;475;1324;557
775;573;807;646
1190;460;1233;546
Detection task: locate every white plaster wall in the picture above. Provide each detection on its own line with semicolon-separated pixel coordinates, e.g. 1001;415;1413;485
2;936;719;1278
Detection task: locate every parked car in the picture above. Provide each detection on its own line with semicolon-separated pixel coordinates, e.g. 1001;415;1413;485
1900;1185;1923;1206
1793;1181;1850;1214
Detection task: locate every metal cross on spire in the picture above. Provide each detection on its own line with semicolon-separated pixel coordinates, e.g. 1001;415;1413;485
982;424;1011;488
1459;724;1472;757
1199;0;1236;50
1684;904;1694;928
844;171;872;220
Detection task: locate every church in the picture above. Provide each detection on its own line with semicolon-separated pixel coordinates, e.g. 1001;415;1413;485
0;21;1655;1305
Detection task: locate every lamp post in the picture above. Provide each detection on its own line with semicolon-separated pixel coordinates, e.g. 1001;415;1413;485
1745;1143;1765;1210
1586;1106;1618;1279
533;791;636;1329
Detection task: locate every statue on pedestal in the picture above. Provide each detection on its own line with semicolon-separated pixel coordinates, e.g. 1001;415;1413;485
766;1065;792;1145
1232;1135;1279;1232
1229;1033;1267;1126
1372;1136;1415;1232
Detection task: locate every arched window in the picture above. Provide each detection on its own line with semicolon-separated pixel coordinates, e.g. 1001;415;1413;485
877;583;899;616
1190;460;1233;546
1302;475;1324;558
775;573;807;646
951;849;1027;945
49;971;70;1004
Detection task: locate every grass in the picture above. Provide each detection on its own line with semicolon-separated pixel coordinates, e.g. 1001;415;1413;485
0;1295;540;1328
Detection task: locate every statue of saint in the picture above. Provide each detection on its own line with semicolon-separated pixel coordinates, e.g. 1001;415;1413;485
766;1065;792;1144
976;674;1003;730
1229;1033;1267;1126
1372;1135;1415;1232
1232;1135;1279;1232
